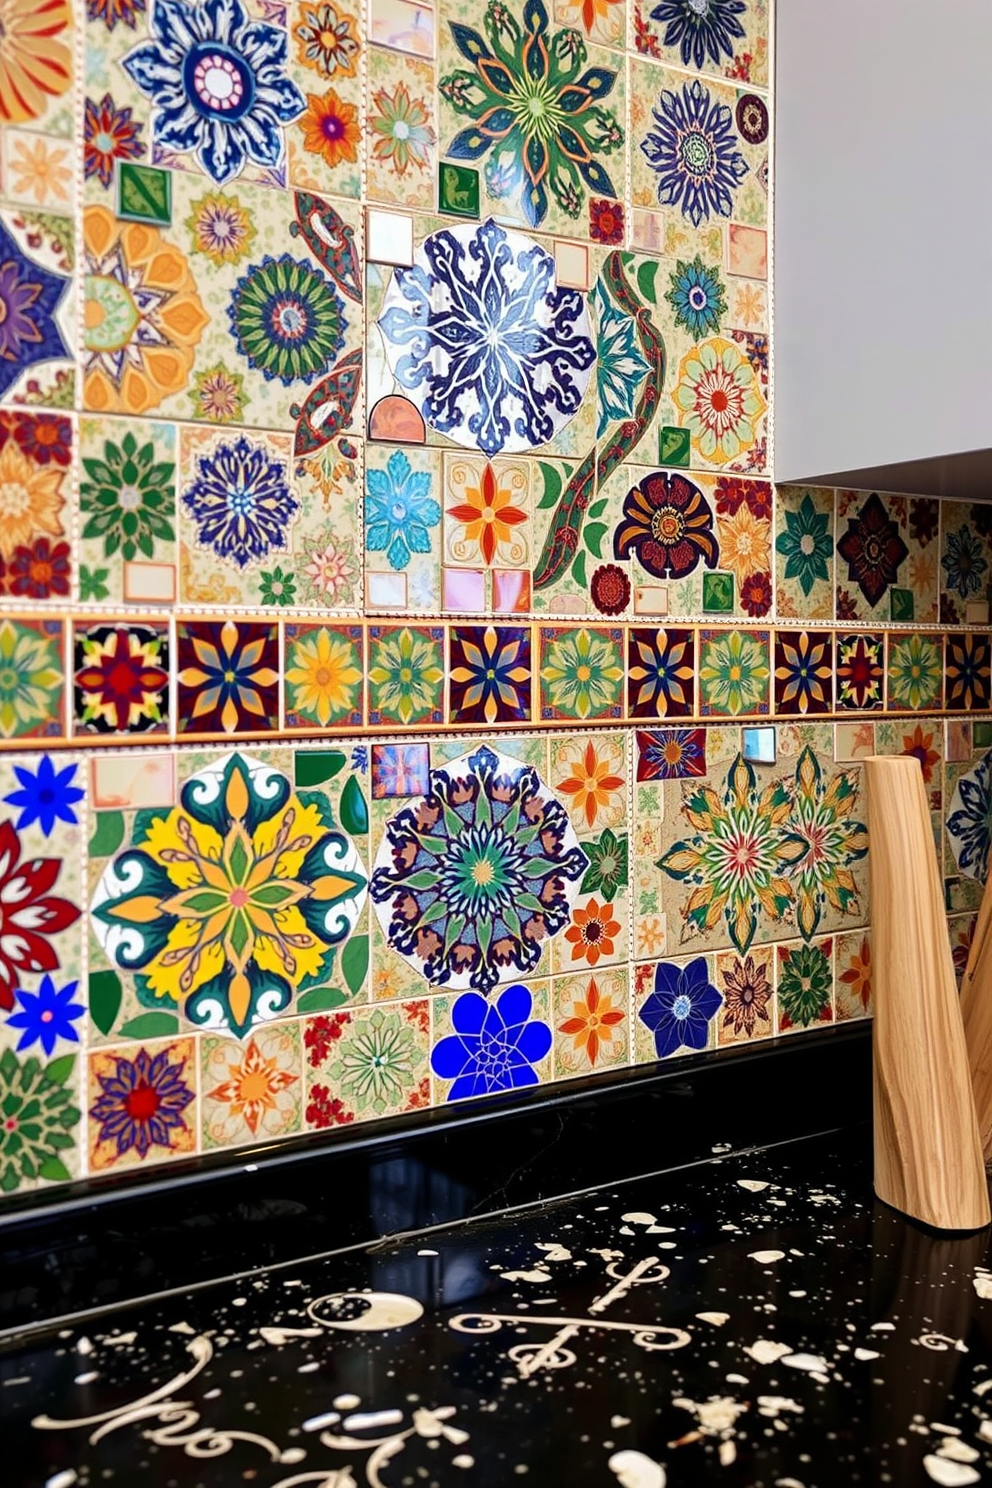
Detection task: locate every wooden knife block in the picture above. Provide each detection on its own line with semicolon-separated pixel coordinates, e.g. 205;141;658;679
865;755;990;1231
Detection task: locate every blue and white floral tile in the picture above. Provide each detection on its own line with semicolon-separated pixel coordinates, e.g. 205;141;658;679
0;203;75;410
775;935;834;1035
84;0;307;196
87;743;370;1048
0;751;86;1195
303;998;431;1129
552;965;630;1079
438;0;626;241
177;425;363;610
78;415;178;606
774;485;835;621
945;746;992;916
834;489;938;625
631;0;771;89
938;501;992;626
430;979;553;1107
364;443;442;614
365;44;437;210
714;944;774;1046
633;952;722;1065
374;217;598;465
87;1036;198;1176
200;1019;304;1151
834;929;872;1022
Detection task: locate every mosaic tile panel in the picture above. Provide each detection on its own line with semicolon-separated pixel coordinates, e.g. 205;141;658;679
0;0;988;1204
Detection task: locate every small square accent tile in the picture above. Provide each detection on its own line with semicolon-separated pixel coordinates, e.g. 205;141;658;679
835;722;876;763
200;1025;302;1150
658;426;691;467
116;162;172;225
554;240;589;290
742;726;776;764
728;223;767;279
438;162;480;218
449;625;532;724
366;208;414;266
946;720;974;764
88;1039;197;1174
889;587;914;622
634;584;668;616
372;742;431;798
974;720;992;748
492;569;530;614
443;567;485;612
702;570;734;613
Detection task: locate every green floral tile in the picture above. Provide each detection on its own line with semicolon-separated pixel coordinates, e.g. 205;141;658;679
699;627;770;716
775;485;834;621
539;625;624;722
886;631;943;712
79;416;177;606
439;0;626;239
776;937;834;1034
304;999;430;1125
368;625;444;726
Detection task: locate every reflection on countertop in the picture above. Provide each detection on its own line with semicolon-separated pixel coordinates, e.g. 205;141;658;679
5;1126;992;1487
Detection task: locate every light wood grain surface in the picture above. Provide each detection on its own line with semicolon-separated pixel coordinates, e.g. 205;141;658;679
865;755;990;1231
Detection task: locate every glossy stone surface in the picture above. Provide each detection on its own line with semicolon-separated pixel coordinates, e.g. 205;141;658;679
5;1124;992;1486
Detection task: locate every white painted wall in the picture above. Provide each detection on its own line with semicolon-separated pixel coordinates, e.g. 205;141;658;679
774;0;992;485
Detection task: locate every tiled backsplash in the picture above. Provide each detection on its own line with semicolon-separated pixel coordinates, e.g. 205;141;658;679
0;0;985;1202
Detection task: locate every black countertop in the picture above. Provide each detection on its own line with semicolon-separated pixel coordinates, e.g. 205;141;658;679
6;1122;992;1488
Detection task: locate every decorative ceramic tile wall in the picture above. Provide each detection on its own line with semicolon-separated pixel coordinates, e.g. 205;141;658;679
0;0;985;1201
